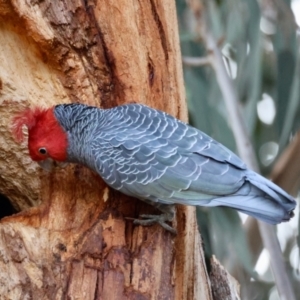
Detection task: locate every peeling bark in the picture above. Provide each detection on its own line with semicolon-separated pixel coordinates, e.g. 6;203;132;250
0;0;216;299
210;256;240;300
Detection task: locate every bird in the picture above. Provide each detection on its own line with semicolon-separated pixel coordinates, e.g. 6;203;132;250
12;103;296;233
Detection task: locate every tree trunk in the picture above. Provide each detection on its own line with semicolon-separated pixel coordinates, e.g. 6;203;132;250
0;0;216;299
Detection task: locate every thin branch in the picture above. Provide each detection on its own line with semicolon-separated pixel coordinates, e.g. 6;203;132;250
271;131;300;195
203;20;296;300
182;56;211;67
205;34;259;170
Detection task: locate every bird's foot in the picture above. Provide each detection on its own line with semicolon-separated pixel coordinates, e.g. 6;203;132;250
127;213;177;235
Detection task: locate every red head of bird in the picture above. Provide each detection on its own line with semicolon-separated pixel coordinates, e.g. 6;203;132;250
12;107;68;162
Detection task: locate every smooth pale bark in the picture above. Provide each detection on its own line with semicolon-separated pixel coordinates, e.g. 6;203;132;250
0;0;216;299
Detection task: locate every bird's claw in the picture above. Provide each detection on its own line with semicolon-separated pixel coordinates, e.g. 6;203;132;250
127;213;177;235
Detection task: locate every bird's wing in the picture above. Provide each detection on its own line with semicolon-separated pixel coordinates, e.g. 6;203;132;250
91;104;247;204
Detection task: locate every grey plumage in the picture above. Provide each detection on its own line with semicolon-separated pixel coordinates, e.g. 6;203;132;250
54;103;296;225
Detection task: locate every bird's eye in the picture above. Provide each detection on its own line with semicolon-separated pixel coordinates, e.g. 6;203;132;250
39;147;47;155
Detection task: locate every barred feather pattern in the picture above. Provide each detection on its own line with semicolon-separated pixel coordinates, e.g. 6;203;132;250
54;103;296;224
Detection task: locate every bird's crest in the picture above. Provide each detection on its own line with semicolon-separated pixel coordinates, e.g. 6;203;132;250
12;107;48;142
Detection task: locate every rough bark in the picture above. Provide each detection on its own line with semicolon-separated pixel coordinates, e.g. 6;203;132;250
210;256;240;300
0;0;213;299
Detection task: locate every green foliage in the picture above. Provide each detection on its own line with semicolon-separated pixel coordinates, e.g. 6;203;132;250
176;0;300;298
197;207;255;274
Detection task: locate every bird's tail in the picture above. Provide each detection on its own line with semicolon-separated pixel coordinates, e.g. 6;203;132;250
207;171;296;224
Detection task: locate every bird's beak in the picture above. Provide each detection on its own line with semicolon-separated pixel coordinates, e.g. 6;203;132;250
38;158;54;171
38;159;69;171
54;161;69;168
